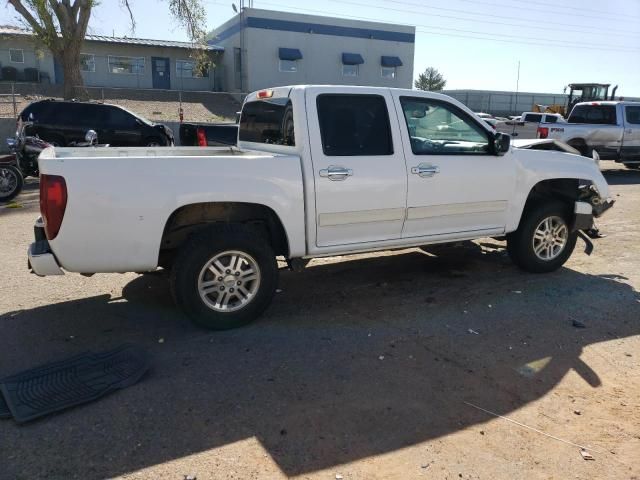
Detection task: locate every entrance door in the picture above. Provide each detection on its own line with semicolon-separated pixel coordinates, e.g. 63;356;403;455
151;57;171;89
392;92;515;239
305;87;408;247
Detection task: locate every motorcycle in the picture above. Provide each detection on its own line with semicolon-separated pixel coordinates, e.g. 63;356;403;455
1;122;102;203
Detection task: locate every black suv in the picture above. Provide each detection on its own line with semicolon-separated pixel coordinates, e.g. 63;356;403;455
19;100;174;147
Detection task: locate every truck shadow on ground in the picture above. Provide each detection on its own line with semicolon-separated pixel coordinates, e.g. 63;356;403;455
602;167;640;185
1;243;638;478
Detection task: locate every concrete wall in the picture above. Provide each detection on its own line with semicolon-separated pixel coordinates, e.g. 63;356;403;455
0;118;16;153
212;8;415;93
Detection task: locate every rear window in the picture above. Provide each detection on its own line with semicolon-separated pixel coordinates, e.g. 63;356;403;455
20;101;55;122
523;113;543;123
239;98;295;146
545;116;558;123
569;105;617;125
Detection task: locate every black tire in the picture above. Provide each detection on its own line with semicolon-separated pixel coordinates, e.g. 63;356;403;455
507;200;577;273
145;137;163;147
568;141;590;157
170;224;278;330
0;165;24;203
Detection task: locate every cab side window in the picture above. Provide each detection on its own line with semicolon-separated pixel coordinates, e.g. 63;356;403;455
399;97;490;155
625;106;640;125
316;94;393;156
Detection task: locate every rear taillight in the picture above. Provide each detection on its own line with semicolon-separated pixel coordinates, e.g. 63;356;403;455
40;174;67;240
196;127;207;147
537;127;549;139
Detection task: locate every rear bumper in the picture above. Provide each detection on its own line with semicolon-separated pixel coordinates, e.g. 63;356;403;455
28;218;64;276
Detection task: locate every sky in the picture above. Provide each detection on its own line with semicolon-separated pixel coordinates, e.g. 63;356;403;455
2;0;640;95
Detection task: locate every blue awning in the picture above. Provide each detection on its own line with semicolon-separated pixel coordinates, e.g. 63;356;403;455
381;56;403;67
279;48;303;60
342;53;364;65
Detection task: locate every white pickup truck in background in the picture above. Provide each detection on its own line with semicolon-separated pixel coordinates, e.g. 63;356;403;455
29;85;613;330
496;112;565;139
537;101;640;169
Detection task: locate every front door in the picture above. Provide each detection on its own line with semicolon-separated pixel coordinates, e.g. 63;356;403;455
622;105;640;161
392;92;515;239
151;57;171;89
306;87;408;247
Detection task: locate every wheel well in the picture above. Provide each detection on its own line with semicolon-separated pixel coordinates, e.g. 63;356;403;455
524;178;580;212
159;202;289;264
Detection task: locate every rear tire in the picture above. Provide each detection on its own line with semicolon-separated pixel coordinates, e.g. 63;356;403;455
170;224;278;330
507;201;577;273
145;137;163;147
0;165;24;203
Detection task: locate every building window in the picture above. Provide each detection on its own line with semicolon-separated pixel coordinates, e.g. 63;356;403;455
279;59;297;73
176;59;208;78
381;66;396;79
342;64;358;77
108;56;145;75
9;49;24;63
80;54;96;72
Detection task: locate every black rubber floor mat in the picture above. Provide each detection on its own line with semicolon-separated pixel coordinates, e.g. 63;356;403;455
0;345;150;423
0;393;11;419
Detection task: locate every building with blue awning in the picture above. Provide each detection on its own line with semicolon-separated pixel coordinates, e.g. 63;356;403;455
210;8;415;92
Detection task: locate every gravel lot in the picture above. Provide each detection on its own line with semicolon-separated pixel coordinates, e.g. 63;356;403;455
0;165;639;480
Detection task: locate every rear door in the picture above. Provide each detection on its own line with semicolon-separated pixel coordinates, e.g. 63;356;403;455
621;105;640;161
392;92;515;238
305;87;408;247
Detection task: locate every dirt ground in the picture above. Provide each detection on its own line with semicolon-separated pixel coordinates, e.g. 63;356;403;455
0;165;639;480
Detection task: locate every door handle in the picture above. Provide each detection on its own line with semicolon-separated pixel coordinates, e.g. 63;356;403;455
319;166;353;181
626;129;633;134
411;163;440;178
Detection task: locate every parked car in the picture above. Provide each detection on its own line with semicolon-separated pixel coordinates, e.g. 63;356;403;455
179;122;239;146
19;99;174;147
537;101;640;168
28;85;613;330
497;112;566;139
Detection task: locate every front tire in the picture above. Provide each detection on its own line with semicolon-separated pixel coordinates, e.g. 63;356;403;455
170;225;278;330
0;165;24;203
507;201;577;273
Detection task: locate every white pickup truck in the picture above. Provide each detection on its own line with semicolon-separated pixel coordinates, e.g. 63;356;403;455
496;112;565;139
29;85;613;330
537;101;640;168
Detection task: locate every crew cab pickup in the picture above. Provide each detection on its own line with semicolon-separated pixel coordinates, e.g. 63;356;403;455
497;112;565;139
29;86;613;330
538;101;640;168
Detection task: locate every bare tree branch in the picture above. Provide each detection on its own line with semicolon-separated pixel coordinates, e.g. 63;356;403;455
120;0;136;32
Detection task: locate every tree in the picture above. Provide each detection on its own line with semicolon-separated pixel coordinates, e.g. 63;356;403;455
414;67;447;92
7;0;209;99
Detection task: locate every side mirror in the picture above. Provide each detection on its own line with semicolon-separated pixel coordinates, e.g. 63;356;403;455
493;132;511;156
85;129;98;145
